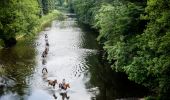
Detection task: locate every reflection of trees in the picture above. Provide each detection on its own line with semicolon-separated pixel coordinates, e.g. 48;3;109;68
87;51;149;100
0;39;36;97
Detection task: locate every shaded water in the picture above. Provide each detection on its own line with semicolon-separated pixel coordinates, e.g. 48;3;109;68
0;15;148;100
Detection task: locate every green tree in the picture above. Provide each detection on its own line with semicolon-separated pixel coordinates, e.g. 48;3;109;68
41;0;57;14
128;0;170;99
0;0;39;47
72;0;170;99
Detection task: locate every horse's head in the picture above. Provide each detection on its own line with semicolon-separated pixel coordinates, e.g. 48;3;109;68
54;80;57;84
65;83;70;88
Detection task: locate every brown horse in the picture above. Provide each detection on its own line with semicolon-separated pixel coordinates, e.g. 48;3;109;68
42;51;47;57
59;83;70;90
48;80;57;88
64;84;70;90
59;83;70;100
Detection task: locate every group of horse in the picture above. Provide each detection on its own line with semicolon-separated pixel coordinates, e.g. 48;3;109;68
41;33;70;100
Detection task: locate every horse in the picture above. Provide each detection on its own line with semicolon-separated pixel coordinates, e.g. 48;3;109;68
45;46;49;53
45;34;48;38
59;83;70;90
42;51;47;58
48;80;57;88
42;68;48;73
59;83;70;100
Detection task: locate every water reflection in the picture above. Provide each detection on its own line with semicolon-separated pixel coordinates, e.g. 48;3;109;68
78;23;149;100
60;92;70;100
0;14;148;100
0;38;36;99
85;51;149;100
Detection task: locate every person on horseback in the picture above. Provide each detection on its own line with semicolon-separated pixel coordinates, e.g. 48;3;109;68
60;79;66;90
59;79;70;100
59;79;70;90
42;65;48;73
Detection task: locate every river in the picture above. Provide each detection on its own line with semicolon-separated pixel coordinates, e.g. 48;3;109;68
0;14;148;100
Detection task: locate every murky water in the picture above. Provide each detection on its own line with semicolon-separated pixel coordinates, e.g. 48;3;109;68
0;15;148;100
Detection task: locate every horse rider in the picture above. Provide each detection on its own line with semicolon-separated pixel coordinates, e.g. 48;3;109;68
42;65;48;73
59;79;66;90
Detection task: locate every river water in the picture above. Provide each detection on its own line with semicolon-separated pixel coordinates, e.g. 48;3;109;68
0;15;148;100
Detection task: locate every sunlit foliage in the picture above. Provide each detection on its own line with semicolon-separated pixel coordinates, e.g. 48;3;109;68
73;0;170;99
0;0;61;47
0;0;39;47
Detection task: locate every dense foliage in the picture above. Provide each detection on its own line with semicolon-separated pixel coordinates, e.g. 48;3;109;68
0;0;39;47
38;0;59;14
73;0;170;99
0;0;60;47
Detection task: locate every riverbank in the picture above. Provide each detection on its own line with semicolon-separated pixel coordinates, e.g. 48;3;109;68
0;12;153;100
0;13;103;100
73;0;170;99
0;10;64;48
16;10;64;40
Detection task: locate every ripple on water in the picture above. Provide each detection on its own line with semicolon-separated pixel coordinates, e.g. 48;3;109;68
29;17;98;100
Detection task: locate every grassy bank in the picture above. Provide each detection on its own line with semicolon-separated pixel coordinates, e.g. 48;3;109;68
0;10;64;74
16;10;64;40
35;10;64;34
0;10;64;49
0;10;64;48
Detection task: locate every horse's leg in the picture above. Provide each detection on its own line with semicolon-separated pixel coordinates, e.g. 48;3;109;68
48;82;50;86
62;94;64;100
53;94;57;99
42;68;44;73
66;93;69;99
45;68;48;73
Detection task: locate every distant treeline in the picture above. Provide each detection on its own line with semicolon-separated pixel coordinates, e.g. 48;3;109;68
73;0;170;99
0;0;62;47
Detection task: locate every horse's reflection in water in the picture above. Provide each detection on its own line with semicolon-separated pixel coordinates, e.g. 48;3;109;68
51;90;57;99
53;94;57;99
48;89;57;99
60;92;70;100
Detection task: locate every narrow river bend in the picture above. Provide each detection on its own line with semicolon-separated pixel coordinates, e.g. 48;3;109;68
0;14;148;100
